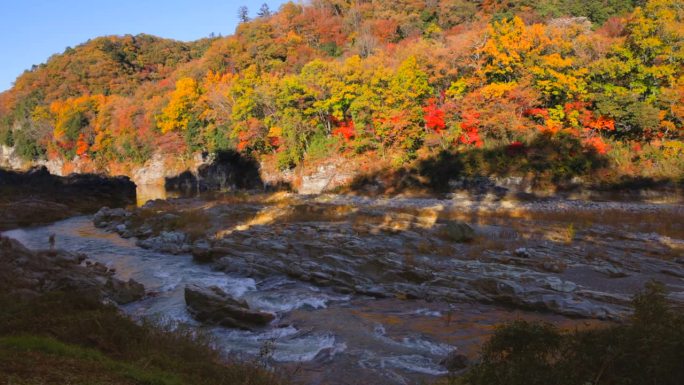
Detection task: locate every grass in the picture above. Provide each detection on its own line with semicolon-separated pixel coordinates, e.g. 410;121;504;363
0;335;183;385
0;291;288;385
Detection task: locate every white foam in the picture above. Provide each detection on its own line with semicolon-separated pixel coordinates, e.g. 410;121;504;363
400;336;453;356
413;308;443;317
194;275;257;298
382;355;448;376
213;326;341;363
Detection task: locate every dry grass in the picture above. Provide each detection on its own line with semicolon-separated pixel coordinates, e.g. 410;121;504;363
0;292;288;385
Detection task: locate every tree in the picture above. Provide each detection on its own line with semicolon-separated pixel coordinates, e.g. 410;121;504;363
257;3;271;18
238;6;250;23
157;78;201;134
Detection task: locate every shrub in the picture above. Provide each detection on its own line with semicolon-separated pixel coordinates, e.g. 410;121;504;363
454;282;684;385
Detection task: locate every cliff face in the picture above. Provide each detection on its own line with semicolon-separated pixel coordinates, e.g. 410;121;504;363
0;166;136;231
0;145;365;195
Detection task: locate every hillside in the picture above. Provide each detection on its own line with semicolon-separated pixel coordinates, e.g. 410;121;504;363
0;0;682;190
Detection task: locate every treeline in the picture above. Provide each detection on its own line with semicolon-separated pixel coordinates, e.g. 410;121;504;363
0;0;681;180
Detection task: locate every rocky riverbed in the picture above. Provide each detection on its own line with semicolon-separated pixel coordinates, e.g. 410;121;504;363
4;188;683;385
95;192;684;322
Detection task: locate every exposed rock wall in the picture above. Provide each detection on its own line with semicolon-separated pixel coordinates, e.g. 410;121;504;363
0;166;136;230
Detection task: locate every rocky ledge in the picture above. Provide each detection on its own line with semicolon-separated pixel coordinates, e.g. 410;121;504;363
0;235;144;304
94;193;684;321
0;166;136;231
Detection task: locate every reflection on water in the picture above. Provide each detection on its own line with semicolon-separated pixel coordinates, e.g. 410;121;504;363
136;184;180;207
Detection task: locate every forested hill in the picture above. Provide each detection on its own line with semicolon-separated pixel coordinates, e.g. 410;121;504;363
0;0;682;185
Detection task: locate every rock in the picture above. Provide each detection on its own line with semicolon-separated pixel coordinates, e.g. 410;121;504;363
661;268;684;278
538;294;622;319
184;284;275;329
440;351;469;372
93;207;130;228
514;248;532;258
0;235;145;305
438;221;475;243
137;231;188;254
544;277;577;293
105;278;145;304
594;264;628;278
541;260;566;273
472;278;525;300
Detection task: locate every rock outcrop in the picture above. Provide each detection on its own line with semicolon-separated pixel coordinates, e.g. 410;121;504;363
184;284;275;329
0;166;136;230
95;194;684;321
164;150;264;194
0;236;144;304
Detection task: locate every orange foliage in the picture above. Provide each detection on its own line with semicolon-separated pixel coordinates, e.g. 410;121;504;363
583;136;610;154
75;133;89;157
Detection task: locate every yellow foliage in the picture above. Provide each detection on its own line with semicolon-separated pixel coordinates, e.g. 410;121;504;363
481;82;518;99
157;77;200;134
268;126;283;138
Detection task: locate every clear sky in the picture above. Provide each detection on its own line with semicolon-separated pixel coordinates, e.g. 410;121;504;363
0;0;287;91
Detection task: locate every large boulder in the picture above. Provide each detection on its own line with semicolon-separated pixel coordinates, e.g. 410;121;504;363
438;221;475;243
105;278;145;304
184;284;275;329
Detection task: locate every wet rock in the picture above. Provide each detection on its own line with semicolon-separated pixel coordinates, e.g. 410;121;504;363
93;207;129;228
137;231;188;254
440;351;469;372
594;264;628;278
0;235;145;305
354;285;389;298
105;278;145;304
514;248;532;258
538;294;619;319
184;284;275;329
103;194;684;322
544;277;577;293
438;221;475;243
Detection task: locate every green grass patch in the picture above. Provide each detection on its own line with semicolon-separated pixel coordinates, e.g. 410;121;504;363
0;335;183;385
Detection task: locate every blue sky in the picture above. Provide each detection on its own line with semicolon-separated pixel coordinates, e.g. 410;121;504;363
0;0;287;91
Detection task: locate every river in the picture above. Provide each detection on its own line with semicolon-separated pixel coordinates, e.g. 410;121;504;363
3;188;683;384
